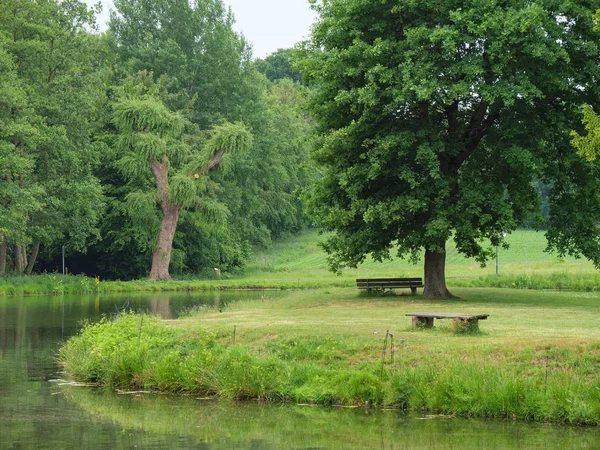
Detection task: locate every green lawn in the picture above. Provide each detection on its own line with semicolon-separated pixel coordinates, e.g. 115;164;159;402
237;229;599;289
57;229;600;423
60;286;600;424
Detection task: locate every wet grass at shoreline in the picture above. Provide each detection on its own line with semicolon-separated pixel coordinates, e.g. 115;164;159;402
59;288;600;425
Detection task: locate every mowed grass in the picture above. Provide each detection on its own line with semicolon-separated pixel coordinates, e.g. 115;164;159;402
59;229;600;423
174;287;600;357
60;286;600;424
237;229;600;289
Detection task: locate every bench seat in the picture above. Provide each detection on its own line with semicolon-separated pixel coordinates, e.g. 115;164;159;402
405;312;489;329
356;277;424;294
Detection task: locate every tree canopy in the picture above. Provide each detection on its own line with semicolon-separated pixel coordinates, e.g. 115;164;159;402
0;0;313;279
299;0;600;297
0;0;107;273
255;48;302;83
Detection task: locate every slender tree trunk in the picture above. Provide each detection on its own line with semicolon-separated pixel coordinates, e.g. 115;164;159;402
12;243;27;273
0;239;7;274
147;147;225;281
149;202;181;281
422;241;455;298
26;241;40;275
149;157;180;281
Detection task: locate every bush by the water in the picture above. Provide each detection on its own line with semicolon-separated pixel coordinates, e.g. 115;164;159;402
60;312;600;425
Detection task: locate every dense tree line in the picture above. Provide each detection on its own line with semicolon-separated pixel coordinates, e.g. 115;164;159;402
0;0;312;280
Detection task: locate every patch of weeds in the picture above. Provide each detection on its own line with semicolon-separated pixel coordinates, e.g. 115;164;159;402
449;319;480;335
410;321;435;332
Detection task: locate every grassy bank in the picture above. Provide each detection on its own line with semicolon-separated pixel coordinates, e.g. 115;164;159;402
60;288;600;425
3;229;600;296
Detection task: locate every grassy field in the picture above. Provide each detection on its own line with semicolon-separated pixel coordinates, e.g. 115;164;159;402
60;287;600;424
240;229;599;285
3;228;600;296
56;229;600;424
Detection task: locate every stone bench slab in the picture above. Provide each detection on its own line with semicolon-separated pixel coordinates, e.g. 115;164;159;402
406;312;489;329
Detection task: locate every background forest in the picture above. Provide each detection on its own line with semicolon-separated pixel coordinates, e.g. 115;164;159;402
0;0;313;280
3;0;600;286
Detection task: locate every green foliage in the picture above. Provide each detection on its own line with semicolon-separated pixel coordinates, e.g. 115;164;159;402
572;105;600;162
298;0;600;281
109;0;252;129
448;319;480;335
114;97;185;138
0;273;103;296
200;121;253;173
168;174;197;208
0;0;107;270
0;0;310;280
255;48;302;82
59;313;182;384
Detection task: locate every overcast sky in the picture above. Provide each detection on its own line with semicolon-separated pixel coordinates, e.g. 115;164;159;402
86;0;317;58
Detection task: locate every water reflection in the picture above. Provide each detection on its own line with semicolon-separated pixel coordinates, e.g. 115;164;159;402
62;388;600;449
0;291;285;449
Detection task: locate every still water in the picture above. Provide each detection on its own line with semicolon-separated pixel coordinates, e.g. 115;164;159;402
1;291;599;449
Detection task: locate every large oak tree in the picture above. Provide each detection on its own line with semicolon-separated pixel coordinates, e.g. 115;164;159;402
299;0;600;297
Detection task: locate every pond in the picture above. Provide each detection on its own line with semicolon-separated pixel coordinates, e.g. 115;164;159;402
1;291;599;449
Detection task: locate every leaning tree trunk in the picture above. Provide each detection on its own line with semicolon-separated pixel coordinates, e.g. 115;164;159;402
149;201;181;281
26;241;40;275
422;241;455;298
149;157;182;281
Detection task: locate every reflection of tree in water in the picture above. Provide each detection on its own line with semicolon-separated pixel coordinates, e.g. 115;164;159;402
213;291;222;311
61;387;599;449
148;297;171;319
145;292;228;318
0;301;66;381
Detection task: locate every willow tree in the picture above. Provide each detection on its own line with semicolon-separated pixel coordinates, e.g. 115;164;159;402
299;0;600;297
113;91;252;280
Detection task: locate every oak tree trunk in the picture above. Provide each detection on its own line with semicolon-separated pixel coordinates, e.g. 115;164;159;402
0;239;6;274
26;241;40;275
422;242;455;298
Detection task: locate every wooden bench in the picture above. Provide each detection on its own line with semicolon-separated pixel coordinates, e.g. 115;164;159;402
405;312;489;329
356;277;424;295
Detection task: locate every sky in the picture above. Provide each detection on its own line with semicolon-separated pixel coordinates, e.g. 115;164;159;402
86;0;317;58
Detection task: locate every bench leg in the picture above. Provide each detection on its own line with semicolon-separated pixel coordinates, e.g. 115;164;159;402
452;318;479;333
410;287;417;295
412;317;434;329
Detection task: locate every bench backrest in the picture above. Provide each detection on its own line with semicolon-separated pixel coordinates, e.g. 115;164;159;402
356;277;424;288
356;278;423;282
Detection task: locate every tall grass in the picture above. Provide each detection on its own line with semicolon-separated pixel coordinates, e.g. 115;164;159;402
0;273;101;296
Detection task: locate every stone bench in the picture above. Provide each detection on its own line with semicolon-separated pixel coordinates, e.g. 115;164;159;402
405;312;489;329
